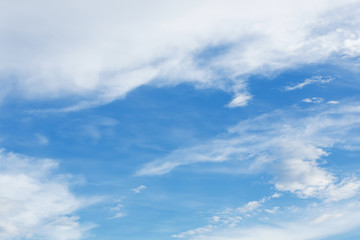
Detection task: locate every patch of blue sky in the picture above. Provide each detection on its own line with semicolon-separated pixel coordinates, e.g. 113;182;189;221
249;63;360;107
0;84;257;237
1;60;360;239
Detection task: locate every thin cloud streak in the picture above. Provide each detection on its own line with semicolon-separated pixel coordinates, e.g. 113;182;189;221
284;76;334;91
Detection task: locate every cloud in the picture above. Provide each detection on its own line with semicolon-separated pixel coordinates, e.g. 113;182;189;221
172;225;215;238
0;1;360;110
211;193;281;229
264;206;280;214
172;193;282;238
0;149;95;240
189;203;360;240
171;194;281;238
173;197;360;240
108;212;126;220
302;97;324;103
79;117;118;140
226;93;252;108
108;197;127;220
237;193;281;214
131;185;147;194
108;184;147;221
137;101;360;201
35;133;49;145
285;76;334;91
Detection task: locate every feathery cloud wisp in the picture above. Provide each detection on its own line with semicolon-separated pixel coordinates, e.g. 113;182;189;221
285;76;334;91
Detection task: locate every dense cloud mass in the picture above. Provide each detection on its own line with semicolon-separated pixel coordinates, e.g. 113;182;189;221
0;0;359;110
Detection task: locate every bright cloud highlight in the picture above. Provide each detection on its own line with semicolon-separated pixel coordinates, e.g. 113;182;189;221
0;150;95;240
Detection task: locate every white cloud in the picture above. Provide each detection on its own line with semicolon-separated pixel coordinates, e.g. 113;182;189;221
131;185;147;194
137;102;360;201
302;97;324;103
172;193;281;238
108;198;127;220
175;199;360;240
236;201;262;214
264;207;280;214
226;94;252;108
285;76;334;91
108;184;147;221
236;194;280;214
0;149;95;240
172;225;215;238
108;212;126;220
0;1;359;110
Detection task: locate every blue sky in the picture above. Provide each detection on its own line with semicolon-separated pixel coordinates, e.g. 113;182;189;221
1;1;360;239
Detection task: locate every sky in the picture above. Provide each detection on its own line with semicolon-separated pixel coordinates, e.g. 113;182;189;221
1;1;360;239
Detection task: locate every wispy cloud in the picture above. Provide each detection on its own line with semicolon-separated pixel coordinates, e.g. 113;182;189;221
302;97;324;103
131;185;147;194
173;192;360;240
107;196;127;220
302;98;339;104
237;193;281;214
137;101;360;201
172;193;281;238
285;76;334;91
172;225;215;238
108;212;126;219
35;133;49;145
184;200;360;240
